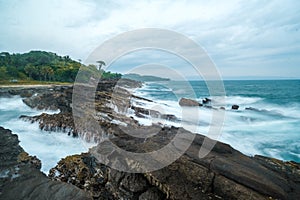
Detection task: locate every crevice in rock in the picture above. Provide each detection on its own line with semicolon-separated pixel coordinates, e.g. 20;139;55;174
210;173;216;194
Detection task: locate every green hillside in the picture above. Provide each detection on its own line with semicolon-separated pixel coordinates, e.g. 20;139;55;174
0;51;121;83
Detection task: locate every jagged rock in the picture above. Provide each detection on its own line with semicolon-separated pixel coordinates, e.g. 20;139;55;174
49;154;113;199
245;107;258;111
97;125;300;199
179;98;202;107
4;80;300;200
160;114;178;121
17;151;41;170
22;86;72;112
131;94;153;102
0;87;48;98
139;187;166;200
48;122;300;200
231;104;239;110
20;112;75;135
131;106;178;121
202;98;211;104
49;153;166;200
0;126;91;200
131;106;155;117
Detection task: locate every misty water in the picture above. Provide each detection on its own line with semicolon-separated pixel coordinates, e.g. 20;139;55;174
129;80;300;162
0;96;94;174
0;80;299;176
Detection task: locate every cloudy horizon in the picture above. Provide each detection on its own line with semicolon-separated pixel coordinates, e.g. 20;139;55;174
0;0;299;79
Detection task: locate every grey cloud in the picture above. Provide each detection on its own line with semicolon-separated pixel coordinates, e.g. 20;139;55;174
0;0;299;78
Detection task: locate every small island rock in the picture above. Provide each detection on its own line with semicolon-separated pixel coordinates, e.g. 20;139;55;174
179;98;202;107
232;105;239;110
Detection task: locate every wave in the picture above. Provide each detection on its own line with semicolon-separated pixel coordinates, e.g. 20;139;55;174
0;96;93;174
208;96;263;106
0;96;60;115
131;82;300;162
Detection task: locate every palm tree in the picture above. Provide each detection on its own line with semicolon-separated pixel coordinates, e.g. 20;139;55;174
24;64;36;79
96;60;106;70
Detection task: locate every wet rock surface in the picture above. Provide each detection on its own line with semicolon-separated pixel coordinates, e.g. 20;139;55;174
179;97;202;107
0;126;91;200
231;104;240;110
92;126;300;200
46;126;300;199
202;98;211;104
1;79;300;199
49;153;166;200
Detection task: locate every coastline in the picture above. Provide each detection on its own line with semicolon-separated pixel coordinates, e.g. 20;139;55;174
0;80;299;199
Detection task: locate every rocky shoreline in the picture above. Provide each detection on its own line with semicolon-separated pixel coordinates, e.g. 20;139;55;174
0;80;300;199
0;127;91;200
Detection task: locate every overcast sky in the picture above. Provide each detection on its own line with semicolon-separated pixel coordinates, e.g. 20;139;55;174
0;0;300;79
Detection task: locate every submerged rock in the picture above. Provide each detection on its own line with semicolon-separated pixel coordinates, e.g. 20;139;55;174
245;107;258;111
160;114;178;121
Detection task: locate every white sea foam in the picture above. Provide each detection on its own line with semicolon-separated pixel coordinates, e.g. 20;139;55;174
0;96;60;114
131;84;300;162
129;94;216;135
0;96;94;174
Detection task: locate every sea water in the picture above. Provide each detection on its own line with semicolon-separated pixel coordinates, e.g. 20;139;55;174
0;96;94;174
129;80;300;162
0;80;299;175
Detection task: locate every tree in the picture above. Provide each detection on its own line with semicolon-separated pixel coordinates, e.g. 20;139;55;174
24;64;37;79
0;66;7;80
0;51;121;82
96;60;106;70
0;52;11;66
41;66;48;81
48;68;54;81
7;66;18;78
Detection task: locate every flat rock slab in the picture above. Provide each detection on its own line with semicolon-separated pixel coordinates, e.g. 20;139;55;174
0;126;91;200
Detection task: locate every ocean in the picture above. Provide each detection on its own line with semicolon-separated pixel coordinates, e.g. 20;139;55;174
129;80;300;162
0;80;299;175
0;96;94;174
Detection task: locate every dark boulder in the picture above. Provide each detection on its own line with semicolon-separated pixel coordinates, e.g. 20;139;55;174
202;98;211;104
232;104;239;110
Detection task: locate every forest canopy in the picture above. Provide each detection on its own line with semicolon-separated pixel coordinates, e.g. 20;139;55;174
0;51;121;82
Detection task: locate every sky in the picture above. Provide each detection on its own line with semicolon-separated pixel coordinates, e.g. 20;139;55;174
0;0;300;79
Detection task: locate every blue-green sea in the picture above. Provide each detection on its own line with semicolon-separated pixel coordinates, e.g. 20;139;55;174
131;80;300;162
0;80;299;173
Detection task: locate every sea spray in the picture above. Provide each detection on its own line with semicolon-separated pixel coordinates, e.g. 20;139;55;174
0;96;95;174
130;80;300;162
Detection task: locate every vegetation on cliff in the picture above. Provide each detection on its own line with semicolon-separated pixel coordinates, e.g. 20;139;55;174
0;51;121;83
